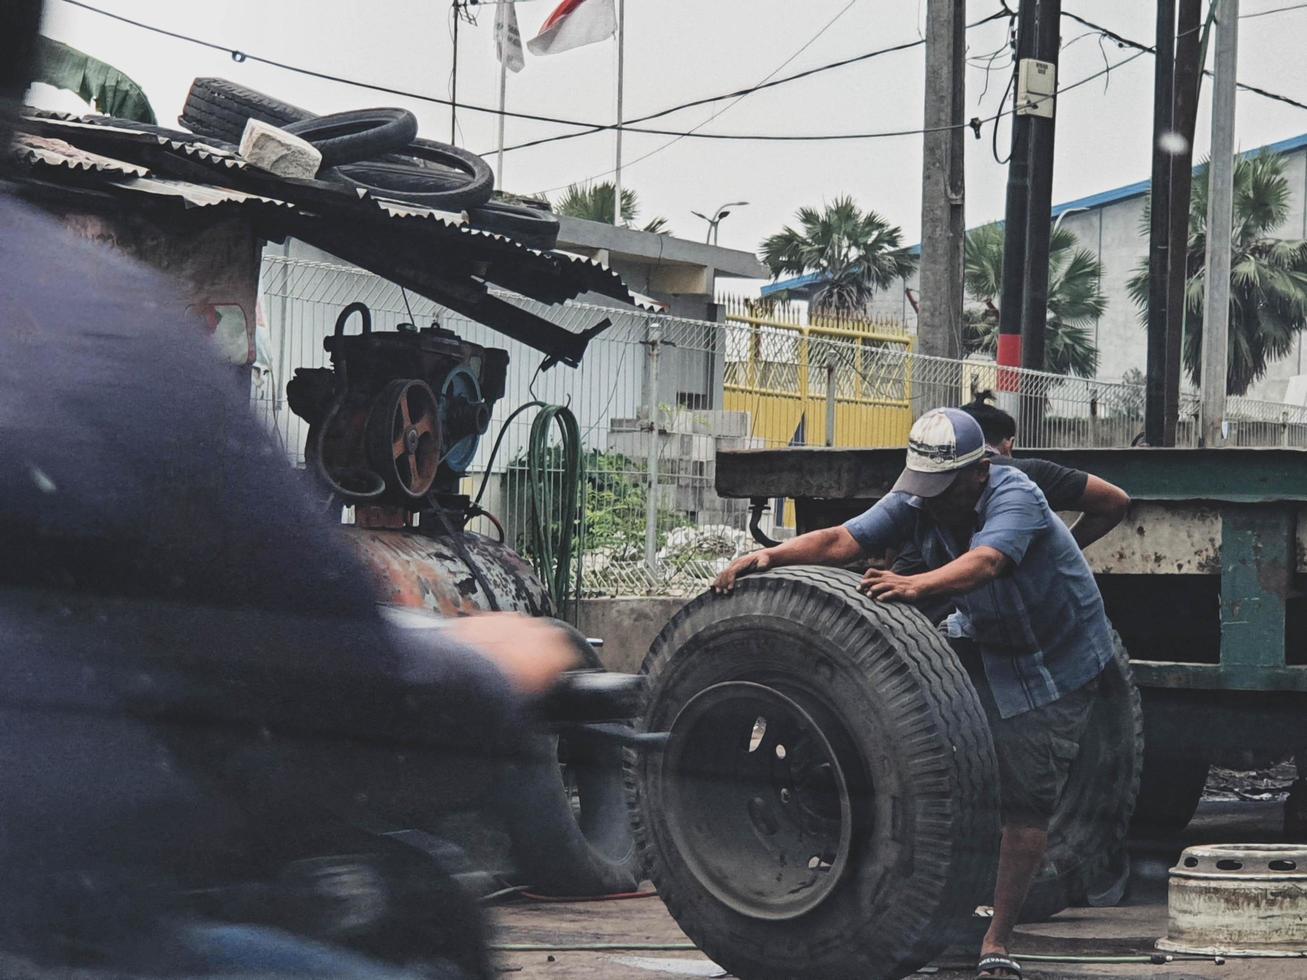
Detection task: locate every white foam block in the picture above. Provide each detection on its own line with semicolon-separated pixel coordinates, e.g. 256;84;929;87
238;118;322;179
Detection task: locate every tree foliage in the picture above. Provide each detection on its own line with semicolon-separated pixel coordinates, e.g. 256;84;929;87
759;196;918;314
1126;151;1307;396
962;221;1105;378
552;181;669;234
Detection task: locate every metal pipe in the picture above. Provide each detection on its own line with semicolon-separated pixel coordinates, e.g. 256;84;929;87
643;322;661;576
613;0;625;226
825;351;838;447
748;498;781;549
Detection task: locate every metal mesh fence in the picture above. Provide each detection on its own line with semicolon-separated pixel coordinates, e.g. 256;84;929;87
254;256;1307;596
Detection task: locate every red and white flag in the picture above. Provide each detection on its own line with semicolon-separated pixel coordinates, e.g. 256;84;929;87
527;0;616;56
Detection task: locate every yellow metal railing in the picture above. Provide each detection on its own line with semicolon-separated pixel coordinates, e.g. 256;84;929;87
721;297;914;450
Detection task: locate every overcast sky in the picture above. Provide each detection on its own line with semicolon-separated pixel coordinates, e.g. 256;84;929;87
33;0;1307;257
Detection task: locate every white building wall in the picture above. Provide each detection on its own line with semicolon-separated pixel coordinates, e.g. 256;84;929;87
880;139;1307;400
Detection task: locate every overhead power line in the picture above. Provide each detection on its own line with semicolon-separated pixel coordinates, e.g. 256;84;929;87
54;0;1307;148
1240;2;1307;19
1063;9;1307;112
492;8;1014;157
56;0;1010;145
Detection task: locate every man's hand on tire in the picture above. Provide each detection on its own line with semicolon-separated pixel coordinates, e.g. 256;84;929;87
711;550;771;594
859;568;925;603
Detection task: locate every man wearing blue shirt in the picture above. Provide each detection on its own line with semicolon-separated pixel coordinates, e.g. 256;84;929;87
713;407;1113;980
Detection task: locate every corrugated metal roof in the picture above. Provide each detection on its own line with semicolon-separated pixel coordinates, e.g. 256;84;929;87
8;112;633;292
8;110;651;364
11;133;148;177
114;175;294;209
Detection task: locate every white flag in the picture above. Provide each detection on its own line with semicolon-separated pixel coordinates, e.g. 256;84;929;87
528;0;615;57
495;1;525;73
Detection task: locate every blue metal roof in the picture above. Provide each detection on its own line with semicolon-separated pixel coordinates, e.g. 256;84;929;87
765;130;1307;298
760;270;826;298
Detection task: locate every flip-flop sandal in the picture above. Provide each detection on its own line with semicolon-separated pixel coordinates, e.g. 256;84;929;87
976;954;1023;979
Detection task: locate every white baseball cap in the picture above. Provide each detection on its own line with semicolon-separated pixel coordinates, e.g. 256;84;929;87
893;408;987;498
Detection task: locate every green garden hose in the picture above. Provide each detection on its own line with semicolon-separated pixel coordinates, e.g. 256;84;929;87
475;400;585;618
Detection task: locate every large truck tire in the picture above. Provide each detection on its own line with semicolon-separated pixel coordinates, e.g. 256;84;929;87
1129;698;1208;836
1019;632;1144;920
630;567;1000;980
498;620;640;896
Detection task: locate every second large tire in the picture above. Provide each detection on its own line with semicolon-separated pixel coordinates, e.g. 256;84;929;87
630;567;1000;980
1129;696;1208;836
1018;631;1144;920
499;620;641;896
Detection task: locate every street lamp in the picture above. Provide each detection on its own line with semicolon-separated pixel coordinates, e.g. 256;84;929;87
1052;205;1090;235
691;201;749;245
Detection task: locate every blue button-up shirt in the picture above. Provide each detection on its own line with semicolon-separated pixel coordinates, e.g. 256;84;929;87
843;464;1113;718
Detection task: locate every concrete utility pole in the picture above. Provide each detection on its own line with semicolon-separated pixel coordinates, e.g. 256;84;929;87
918;0;966;377
1201;0;1239;446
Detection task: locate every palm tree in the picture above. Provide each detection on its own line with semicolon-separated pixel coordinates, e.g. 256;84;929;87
962;221;1104;378
1126;152;1307;396
552;181;669;234
759;196;917;314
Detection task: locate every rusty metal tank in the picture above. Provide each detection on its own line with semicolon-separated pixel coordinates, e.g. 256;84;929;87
342;526;550;618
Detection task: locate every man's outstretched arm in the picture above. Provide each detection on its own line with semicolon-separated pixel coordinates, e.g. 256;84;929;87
1069;475;1130;549
712;525;863;594
861;546;1010;603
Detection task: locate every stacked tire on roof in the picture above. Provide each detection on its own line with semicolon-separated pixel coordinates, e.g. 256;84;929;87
178;77;560;249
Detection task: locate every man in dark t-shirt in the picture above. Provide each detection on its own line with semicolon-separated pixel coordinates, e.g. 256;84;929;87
964;391;1129;549
893;394;1129;628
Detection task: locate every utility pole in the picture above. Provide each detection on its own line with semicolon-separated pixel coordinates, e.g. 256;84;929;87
1019;0;1061;375
918;0;966;412
1168;0;1203;436
1145;0;1204;446
1144;0;1177;446
1201;0;1239;446
996;0;1038;416
1017;0;1062;444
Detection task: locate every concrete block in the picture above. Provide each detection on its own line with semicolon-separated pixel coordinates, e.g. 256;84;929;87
239;119;322;179
577;597;690;674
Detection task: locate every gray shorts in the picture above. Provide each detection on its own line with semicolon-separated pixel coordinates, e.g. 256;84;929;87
950;637;1100;829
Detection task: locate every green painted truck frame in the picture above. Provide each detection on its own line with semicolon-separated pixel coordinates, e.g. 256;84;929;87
716;446;1307;755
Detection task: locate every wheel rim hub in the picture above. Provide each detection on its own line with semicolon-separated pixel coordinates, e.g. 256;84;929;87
662;681;854;920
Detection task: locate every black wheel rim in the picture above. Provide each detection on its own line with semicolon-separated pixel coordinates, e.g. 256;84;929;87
662;681;854;920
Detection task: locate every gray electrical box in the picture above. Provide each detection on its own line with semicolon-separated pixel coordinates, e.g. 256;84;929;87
1017;58;1056;118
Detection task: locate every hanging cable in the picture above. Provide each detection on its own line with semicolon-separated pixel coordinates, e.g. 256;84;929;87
525;404;582;618
1062;8;1307;111
493;7;1014;159
991;69;1016;165
56;0;1008;148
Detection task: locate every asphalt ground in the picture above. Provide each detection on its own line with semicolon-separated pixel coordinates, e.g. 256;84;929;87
489;799;1307;980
